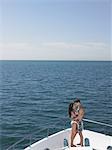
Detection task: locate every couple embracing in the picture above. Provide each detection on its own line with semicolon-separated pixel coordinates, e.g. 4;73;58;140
68;98;85;147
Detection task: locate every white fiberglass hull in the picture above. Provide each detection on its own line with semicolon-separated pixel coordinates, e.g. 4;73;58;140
24;128;112;150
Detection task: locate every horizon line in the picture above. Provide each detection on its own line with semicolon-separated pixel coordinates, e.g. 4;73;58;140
0;59;111;62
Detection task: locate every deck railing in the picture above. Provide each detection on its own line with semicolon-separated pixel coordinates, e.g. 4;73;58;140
83;118;112;128
6;117;68;150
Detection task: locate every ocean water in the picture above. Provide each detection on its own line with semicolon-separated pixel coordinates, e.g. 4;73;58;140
0;61;112;149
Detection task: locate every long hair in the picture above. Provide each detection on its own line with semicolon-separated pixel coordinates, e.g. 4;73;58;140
68;102;74;118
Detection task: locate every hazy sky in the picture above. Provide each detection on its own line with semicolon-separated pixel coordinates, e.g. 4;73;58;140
0;0;111;60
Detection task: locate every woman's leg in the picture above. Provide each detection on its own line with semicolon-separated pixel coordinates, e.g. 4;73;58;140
71;123;77;147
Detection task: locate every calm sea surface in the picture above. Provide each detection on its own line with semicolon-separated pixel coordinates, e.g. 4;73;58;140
0;61;112;149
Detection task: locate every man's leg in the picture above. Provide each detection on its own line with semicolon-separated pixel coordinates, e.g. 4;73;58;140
79;132;83;146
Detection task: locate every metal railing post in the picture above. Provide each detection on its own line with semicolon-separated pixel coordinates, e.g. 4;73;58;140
47;128;49;137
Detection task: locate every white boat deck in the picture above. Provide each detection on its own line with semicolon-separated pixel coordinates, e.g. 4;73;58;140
25;129;112;150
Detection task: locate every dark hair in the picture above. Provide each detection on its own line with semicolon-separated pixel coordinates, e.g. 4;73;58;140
74;98;80;103
68;102;74;118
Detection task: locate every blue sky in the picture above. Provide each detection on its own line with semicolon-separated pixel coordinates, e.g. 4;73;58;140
0;0;111;60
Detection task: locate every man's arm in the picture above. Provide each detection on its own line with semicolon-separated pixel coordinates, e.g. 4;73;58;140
74;106;85;122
